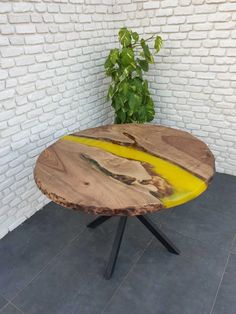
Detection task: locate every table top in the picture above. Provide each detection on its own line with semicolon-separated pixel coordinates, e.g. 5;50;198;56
34;124;215;216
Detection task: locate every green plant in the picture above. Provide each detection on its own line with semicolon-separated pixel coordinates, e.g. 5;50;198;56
104;27;163;124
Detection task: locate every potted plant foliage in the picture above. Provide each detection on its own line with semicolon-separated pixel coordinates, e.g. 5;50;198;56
104;27;163;124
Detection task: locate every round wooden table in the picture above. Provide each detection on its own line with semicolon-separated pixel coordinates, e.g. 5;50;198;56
34;124;215;279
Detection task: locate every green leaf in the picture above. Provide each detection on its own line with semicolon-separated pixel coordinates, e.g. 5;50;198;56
119;81;129;96
141;39;154;64
135;66;143;78
131;31;139;42
121;48;134;67
104;57;112;71
118;27;132;47
110;48;119;65
154;36;163;53
119;67;130;82
105;66;115;77
118;109;126;123
143;80;148;92
132;77;143;91
129;92;142;113
107;84;114;99
113;95;123;111
146;97;155;121
137;58;149;72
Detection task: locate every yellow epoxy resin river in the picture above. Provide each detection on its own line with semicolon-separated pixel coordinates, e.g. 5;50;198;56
62;135;207;209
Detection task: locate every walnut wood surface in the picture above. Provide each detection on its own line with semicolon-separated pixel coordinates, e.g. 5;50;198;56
34;124;215;216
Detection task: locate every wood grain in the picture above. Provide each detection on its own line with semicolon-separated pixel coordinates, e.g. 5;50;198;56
77;124;215;181
34;124;215;216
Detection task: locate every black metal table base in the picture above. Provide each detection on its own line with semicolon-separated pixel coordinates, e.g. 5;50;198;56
87;215;180;280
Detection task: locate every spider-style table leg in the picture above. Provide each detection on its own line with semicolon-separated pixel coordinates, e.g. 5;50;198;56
88;214;179;279
87;216;111;229
104;216;127;280
137;215;180;255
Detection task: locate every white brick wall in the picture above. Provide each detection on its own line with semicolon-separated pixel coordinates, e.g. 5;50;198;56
0;0;236;239
0;0;115;239
113;0;236;175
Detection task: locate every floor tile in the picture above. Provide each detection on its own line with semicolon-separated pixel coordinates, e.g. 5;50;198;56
0;296;7;311
212;253;236;314
231;236;236;254
0;203;90;300
104;226;229;314
158;198;236;251
0;304;23;314
13;217;153;314
193;173;236;220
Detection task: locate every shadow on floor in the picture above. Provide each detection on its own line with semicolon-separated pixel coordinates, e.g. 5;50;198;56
0;173;235;314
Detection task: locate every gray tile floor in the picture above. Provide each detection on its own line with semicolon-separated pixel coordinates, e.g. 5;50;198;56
0;173;236;314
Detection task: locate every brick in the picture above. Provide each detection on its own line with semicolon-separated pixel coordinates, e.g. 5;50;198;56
16;83;35;95
48;4;60;13
0;15;7;23
143;2;160;9
31;13;43;23
60;4;76;13
162;25;179;33
0;25;14;34
219;3;236;12
79;14;91;23
0;110;14;122
208;12;231;22
0;37;9;46
8;13;30;24
1;125;21;138
0;89;15;101
195;4;217;13
35;3;47;13
1;47;24;58
15;55;35;66
189;32;208;39
9;36;24;45
25;45;43;54
54;14;70;23
0;70;8;80
174;6;194;15
187;14;207;23
13;3;33;12
9;67;27;78
15;24;36;34
25;35;45;45
0;3;11;13
167;16;185;24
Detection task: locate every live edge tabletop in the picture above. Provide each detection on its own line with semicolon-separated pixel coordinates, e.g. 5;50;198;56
34;124;215;216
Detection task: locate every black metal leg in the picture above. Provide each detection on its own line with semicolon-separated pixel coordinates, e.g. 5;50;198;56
137;215;180;255
87;216;111;229
104;217;127;280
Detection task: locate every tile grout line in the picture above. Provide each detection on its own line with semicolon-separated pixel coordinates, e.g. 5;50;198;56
9;301;25;314
0;293;11;312
10;224;88;305
0;302;9;313
161;220;236;253
0;301;25;314
100;235;155;314
209;232;236;314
